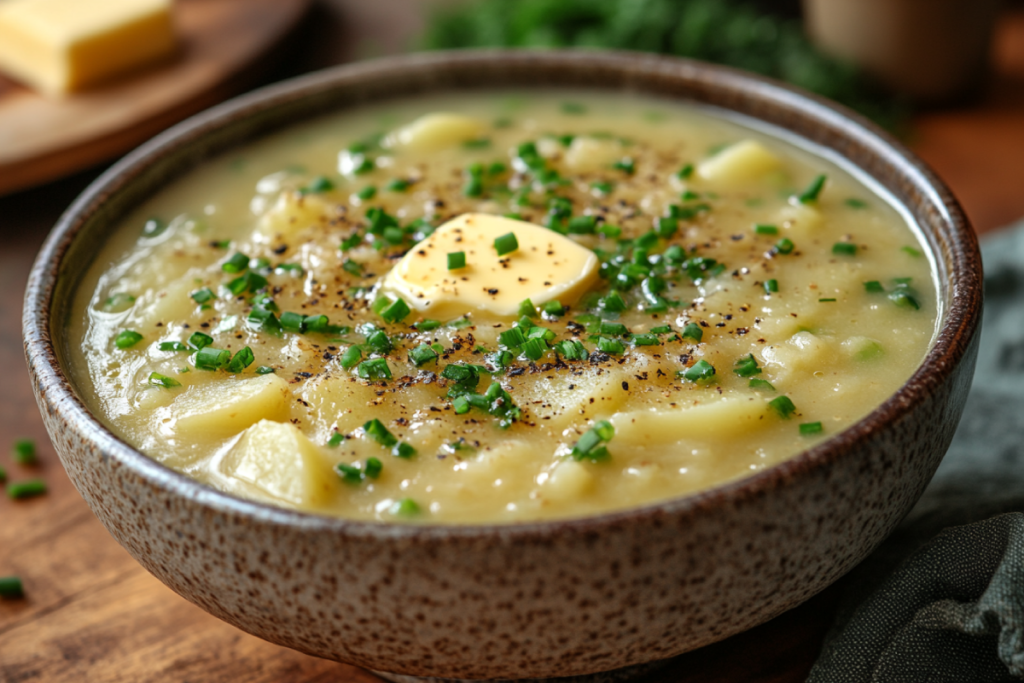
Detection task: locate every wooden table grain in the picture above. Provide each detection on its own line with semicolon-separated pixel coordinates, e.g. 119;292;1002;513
2;6;1023;682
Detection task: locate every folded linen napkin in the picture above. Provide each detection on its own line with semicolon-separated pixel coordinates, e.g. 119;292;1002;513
808;225;1024;682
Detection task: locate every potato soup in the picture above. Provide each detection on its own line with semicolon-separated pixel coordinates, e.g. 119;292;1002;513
69;92;938;523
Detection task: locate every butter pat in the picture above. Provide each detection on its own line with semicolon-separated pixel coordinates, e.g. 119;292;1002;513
0;0;177;96
383;213;600;318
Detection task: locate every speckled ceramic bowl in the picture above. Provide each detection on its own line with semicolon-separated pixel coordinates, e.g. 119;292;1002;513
23;51;981;681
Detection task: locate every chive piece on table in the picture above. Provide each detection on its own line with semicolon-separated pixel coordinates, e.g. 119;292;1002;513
0;576;24;599
12;439;36;465
494;232;519;256
447;251;466;270
7;479;47;500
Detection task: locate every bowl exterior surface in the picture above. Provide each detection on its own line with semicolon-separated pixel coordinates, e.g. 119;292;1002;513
23;51;982;680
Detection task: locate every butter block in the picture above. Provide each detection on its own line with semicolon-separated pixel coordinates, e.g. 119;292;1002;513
383;213;600;318
0;0;177;96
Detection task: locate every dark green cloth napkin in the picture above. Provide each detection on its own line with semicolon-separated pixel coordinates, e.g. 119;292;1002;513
808;226;1024;682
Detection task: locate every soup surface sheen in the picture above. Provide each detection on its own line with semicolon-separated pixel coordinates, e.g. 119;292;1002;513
70;91;938;524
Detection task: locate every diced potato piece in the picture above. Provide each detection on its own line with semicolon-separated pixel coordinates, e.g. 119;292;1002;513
842;336;884;361
388;113;485;152
563;136;621;173
777;200;823;236
221;420;335;506
611;395;769;445
761;331;836;381
300;375;445;439
698;140;781;183
507;366;630;431
542;460;594;502
136;278;196;327
255;191;336;241
167;374;291;440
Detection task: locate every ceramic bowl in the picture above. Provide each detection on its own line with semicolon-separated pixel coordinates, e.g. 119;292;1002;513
23;51;981;681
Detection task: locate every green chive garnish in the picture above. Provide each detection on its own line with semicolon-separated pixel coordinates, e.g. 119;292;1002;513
12;439;36;465
681;323;703;343
819;298;837;303
591;180;613;195
364;457;383;479
570;420;614;462
408;344;439;367
568;216;597;234
415;319;441;331
775;238;795;255
902;246;923;257
226;346;255;373
769;395;797;418
255;366;275;375
390;498;421;517
327;433;345;447
800;421;824;435
599;321;629;336
340;345;362;369
845;198;868;209
222;252;249;274
195;347;230;371
141;218;166;238
863;281;885;293
542;300;564;317
148;372;181;388
797;174;827;203
447;251;466;270
600;291;627;313
356;186;377;200
764;279;779;294
521;338;548;361
189;331;213;349
392;442;417;459
889;288;920;310
749;378;775;391
7;479;47;499
191;287;216;304
754;224;778;235
0;466;6;482
0;576;24;599
364;419;397;447
518;298;537;318
833;242;857;256
596;337;625;355
631;333;660;346
380;297;411;324
677;163;694;179
335;462;363;485
494;232;519;256
357;358;392;381
499;327;527;348
115;330;143;349
386;178;410;192
612;158;635;174
733;354;761;378
680;359;715;382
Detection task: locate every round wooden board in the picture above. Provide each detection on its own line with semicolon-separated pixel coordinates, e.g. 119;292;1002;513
0;0;311;196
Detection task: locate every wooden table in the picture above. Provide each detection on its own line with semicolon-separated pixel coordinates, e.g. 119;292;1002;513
3;5;1023;682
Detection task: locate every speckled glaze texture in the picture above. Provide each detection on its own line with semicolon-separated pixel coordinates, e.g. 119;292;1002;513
24;52;982;680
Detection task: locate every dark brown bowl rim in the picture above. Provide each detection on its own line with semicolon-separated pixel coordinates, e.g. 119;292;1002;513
23;49;982;540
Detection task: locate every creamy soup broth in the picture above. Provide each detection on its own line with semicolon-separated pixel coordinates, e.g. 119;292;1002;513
69;91;938;523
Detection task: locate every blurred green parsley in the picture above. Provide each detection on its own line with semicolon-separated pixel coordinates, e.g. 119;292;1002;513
422;0;905;130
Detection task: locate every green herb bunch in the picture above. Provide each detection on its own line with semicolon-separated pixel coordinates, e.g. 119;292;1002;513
422;0;904;129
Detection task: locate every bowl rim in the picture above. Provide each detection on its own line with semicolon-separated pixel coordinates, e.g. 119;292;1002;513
23;49;982;540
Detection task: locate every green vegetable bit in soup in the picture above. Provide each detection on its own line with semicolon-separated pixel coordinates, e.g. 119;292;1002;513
69;92;937;524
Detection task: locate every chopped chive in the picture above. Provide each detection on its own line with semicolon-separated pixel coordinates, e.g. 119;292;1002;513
631;333;660;346
364;457;383;479
340;233;362;250
343;259;363;276
591;180;613;195
357;358;392;381
768;395;797;418
101;292;136;312
600;291;627;313
380;297;411;324
462;137;491;149
356;186;377;200
889;288;920;310
499;327;527;348
775;238;795;255
819;298;837;302
800;421;824;435
222;252;249;274
554;339;588;360
612;158;635;174
364;418;397;448
517;298;537;318
902;246;923;257
463;174;483;197
571;420;615;462
833;242;857;256
12;439;36;465
596;337;625;355
681;323;703;343
148;372;181;388
494;232;519;256
733;354;761;378
340;345;362;369
656;216;678;239
335;462;363;485
680;359;715;382
597;224;622;239
863;280;885;293
0;466;5;483
390;498;421;517
365;330;393;355
764;279;779;294
599;321;629;336
327;433;346;447
845;198;868;209
754;224;779;235
797;174;827;203
408;343;439;367
0;576;24;599
280;311;305;333
542;300;564;317
677;163;694;179
300;176;334;195
255;366;275;375
115;330;143;349
385;178;411;192
7;479;47;499
749;378;775;391
650;325;672;334
191;287;216;304
275;263;305;276
447;251;466;270
415;319;441;331
226;346;255;373
521;337;548;361
188;331;213;349
392;442;417;459
195;347;230;371
568;215;597;234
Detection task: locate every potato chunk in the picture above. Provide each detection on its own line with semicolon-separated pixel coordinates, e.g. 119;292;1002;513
388;113;485;151
563;136;621;173
221;420;335;506
698;140;781;183
255;191;336;241
168;373;291;440
610;395;769;445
